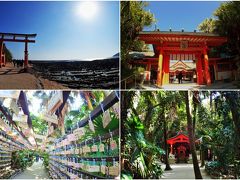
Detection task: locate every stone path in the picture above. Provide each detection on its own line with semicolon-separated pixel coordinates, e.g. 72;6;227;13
161;164;211;179
12;160;49;179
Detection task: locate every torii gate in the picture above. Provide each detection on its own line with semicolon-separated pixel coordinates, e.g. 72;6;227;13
0;32;37;68
136;31;227;86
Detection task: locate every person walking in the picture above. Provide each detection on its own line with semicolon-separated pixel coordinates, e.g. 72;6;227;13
178;72;183;84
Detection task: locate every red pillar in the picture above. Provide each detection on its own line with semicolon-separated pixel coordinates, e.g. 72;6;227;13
24;38;28;69
156;49;163;86
203;48;211;85
162;54;170;85
0;41;3;68
196;54;204;85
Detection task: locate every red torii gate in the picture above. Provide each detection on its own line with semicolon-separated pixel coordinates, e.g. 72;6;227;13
0;32;37;68
137;31;227;86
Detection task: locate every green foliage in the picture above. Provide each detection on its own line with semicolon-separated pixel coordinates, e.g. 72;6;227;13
31;114;48;135
3;44;13;62
198;18;216;33
41;151;49;169
121;1;155;69
205;161;222;177
123;90;240;178
198;2;240;56
11;150;35;170
122;95;165;179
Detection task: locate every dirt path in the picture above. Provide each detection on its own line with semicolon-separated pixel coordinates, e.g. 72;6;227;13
0;63;67;89
12;160;49;179
162;164;211;179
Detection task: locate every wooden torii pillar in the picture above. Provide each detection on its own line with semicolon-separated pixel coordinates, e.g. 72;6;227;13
24;37;29;68
0;40;3;68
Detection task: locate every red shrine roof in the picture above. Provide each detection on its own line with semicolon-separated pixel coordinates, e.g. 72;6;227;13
138;31;227;46
167;132;190;145
170;60;195;71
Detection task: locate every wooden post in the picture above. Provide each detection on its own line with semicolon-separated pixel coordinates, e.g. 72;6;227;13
203;48;211;85
84;92;93;110
145;63;151;82
24;37;28;69
196;54;204;85
156;49;163;86
162;54;170;85
0;41;3;68
170;144;173;154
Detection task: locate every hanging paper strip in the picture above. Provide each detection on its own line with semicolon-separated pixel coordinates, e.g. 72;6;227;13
100;103;111;128
112;102;119;119
88;114;95;132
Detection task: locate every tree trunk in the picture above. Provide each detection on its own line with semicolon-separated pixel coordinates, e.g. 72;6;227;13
200;146;205;167
163;110;172;171
225;93;240;160
185;91;203;179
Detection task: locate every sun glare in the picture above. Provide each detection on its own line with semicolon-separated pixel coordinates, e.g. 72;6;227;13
76;2;98;20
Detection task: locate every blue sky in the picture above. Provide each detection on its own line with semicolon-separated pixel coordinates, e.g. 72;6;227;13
0;1;119;60
144;1;222;32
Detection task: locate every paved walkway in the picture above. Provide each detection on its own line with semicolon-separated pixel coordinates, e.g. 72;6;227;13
161;164;211;179
140;80;239;90
12;160;49;179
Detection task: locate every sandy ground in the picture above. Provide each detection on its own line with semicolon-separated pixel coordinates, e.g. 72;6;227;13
0;63;67;89
12;160;49;179
161;163;211;179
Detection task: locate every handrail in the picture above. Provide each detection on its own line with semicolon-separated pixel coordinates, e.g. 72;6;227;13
120;74;137;89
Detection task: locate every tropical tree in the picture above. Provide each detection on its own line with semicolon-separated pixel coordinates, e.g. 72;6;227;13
121;1;155;70
184;91;203;179
198;18;216;33
214;2;240;56
198;2;240;57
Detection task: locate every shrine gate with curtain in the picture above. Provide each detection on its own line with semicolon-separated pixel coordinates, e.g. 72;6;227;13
167;132;190;163
136;31;227;86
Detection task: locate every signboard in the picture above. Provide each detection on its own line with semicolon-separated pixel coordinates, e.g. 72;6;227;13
18;122;29;129
34;133;46;140
47;91;63;114
10;100;20;115
180;41;188;49
12;114;28;123
48;125;54;136
43;113;58;124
